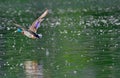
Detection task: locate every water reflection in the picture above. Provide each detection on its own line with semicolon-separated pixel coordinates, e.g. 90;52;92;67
24;61;43;78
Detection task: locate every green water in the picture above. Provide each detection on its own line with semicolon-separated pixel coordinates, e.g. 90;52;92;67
0;0;120;78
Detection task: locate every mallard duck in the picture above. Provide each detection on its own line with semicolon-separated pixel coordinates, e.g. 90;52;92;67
14;9;48;39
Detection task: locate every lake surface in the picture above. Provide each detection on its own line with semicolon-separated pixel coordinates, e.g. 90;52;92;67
0;0;120;78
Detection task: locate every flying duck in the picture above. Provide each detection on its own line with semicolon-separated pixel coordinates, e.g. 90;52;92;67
14;9;48;39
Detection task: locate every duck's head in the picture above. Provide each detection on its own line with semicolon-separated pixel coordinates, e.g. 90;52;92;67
15;28;22;33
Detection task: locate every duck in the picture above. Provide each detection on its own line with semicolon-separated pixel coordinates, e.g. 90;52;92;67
14;9;48;39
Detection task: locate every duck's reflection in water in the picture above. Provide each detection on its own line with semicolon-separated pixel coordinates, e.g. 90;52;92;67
24;61;43;78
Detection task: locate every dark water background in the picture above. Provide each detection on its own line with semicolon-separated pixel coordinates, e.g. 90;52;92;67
0;0;120;78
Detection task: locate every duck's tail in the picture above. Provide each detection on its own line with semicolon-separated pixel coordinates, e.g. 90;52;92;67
38;34;42;38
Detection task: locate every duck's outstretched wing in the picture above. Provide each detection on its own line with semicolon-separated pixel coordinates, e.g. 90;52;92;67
29;9;48;33
13;23;26;30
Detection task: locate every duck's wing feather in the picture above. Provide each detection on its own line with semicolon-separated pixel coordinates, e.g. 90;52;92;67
29;9;48;33
13;23;26;30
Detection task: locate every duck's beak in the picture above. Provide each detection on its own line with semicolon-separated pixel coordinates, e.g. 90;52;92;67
14;30;17;33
